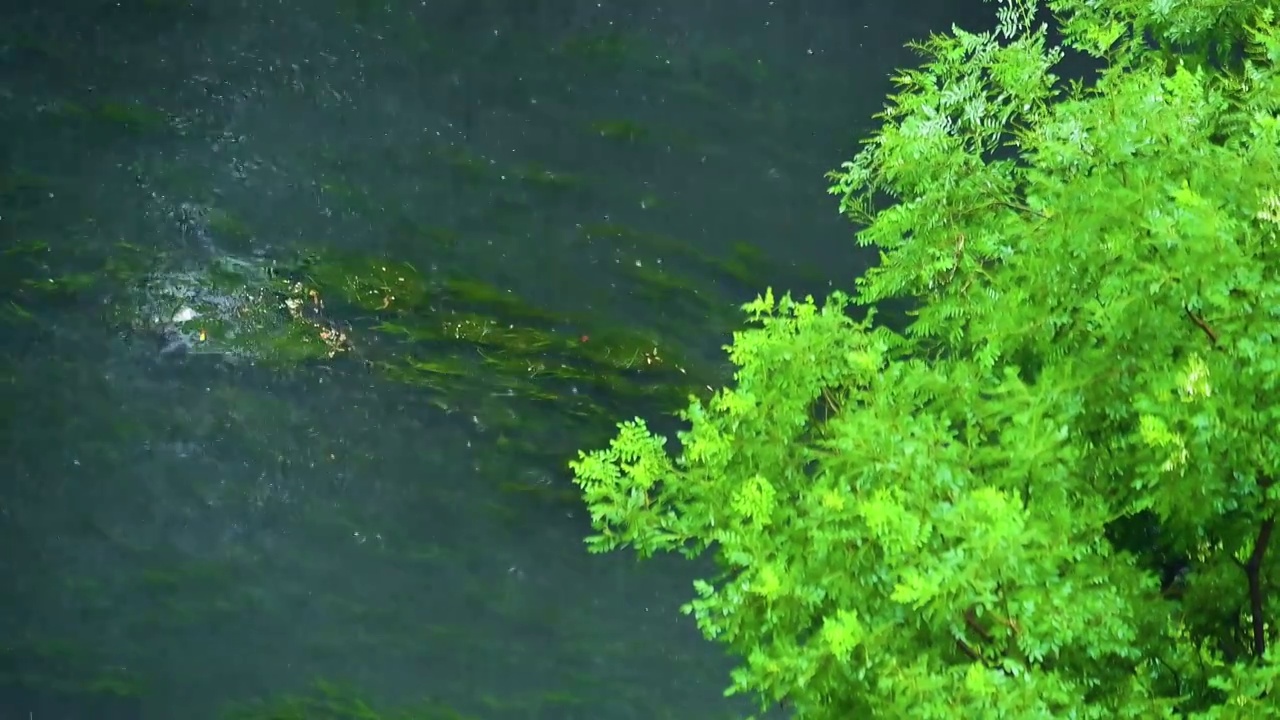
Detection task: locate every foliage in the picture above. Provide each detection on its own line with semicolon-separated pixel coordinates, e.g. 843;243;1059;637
572;0;1280;717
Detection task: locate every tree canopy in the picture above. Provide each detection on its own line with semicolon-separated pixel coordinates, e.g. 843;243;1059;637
571;0;1280;717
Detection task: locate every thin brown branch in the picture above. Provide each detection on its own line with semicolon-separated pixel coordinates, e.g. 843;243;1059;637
965;607;995;644
956;637;982;662
1184;307;1219;346
994;199;1048;218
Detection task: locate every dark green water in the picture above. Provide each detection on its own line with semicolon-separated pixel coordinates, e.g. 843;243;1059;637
0;1;979;718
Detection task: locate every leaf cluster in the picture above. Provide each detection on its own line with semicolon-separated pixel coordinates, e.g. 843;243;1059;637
573;1;1280;717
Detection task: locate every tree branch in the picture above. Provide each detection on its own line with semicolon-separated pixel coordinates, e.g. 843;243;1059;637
1184;307;1219;346
1245;515;1274;658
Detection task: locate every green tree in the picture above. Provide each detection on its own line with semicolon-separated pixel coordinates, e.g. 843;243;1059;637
571;0;1280;717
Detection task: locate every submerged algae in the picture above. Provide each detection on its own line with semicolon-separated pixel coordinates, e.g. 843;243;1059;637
221;679;480;720
108;251;351;365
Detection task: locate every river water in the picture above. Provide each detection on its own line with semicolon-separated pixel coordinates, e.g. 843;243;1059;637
0;1;983;718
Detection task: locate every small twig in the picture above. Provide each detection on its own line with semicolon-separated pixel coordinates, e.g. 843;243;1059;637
956;637;982;661
994;199;1048;219
1184;307;1219;346
965;607;994;643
